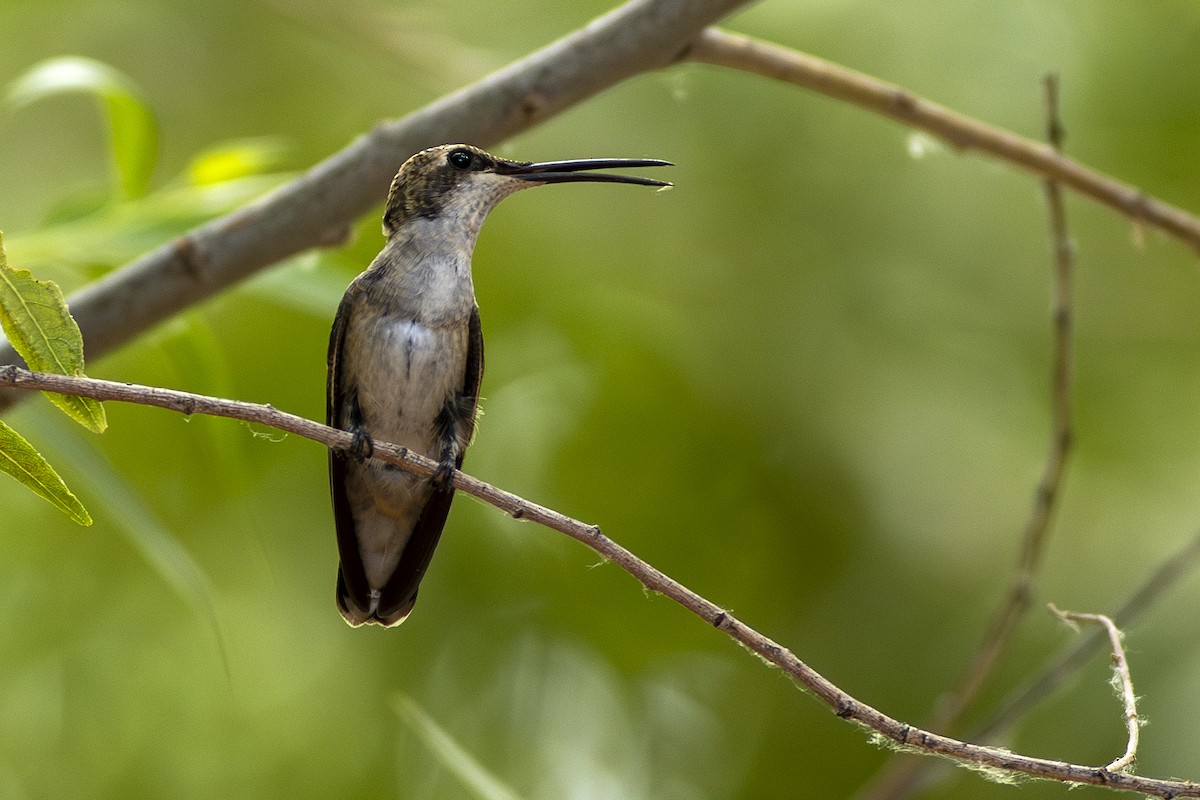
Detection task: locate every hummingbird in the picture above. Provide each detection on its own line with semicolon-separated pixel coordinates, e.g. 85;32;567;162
327;143;671;626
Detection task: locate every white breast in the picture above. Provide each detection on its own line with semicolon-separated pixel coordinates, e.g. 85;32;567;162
347;315;468;458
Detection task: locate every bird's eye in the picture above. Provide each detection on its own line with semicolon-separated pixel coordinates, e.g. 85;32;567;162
447;149;474;170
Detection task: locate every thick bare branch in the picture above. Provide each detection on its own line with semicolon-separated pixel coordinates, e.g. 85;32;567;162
2;365;1198;799
0;0;752;411
8;17;1200;425
686;29;1200;252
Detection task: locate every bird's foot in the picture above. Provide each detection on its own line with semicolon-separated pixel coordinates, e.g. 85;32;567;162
349;430;374;463
431;458;456;492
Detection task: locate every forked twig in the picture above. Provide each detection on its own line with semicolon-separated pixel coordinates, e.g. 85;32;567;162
852;529;1200;798
1049;605;1141;773
974;529;1200;742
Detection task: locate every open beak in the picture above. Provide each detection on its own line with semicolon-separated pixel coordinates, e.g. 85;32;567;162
496;157;673;187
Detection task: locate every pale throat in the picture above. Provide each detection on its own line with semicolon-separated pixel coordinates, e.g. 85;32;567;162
380;215;483;323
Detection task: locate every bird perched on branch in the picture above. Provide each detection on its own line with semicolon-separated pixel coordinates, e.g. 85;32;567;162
327;143;671;626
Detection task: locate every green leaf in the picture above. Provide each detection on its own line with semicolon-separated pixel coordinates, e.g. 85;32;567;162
0;232;107;432
187;137;292;185
0;419;91;525
6;172;293;278
5;56;157;199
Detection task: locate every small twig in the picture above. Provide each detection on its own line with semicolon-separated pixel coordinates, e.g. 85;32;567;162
686;29;1200;252
1049;605;1141;773
2;365;1199;797
974;528;1200;742
855;529;1200;799
854;72;1080;800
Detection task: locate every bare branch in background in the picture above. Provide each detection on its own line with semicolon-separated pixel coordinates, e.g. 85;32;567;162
847;529;1200;799
3;6;1200;796
939;70;1080;729
2;365;1198;799
686;29;1200;250
974;529;1200;743
6;18;1200;424
852;70;1081;800
0;0;753;410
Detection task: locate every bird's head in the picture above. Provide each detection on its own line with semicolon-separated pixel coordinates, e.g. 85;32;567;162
382;144;671;236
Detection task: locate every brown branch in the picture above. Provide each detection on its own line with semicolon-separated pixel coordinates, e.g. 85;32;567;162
685;28;1200;252
973;528;1200;743
852;528;1200;800
2;365;1199;798
7;18;1200;428
853;71;1081;800
1049;605;1141;773
941;70;1079;730
0;0;753;411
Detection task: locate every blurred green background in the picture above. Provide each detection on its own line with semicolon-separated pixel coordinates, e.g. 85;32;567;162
4;1;1200;798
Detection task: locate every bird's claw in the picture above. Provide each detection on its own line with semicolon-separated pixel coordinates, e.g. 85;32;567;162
431;460;456;491
350;430;374;463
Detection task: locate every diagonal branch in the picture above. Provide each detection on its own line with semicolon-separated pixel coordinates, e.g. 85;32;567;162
0;0;753;411
847;528;1200;800
7;19;1200;428
685;28;1200;251
2;364;1199;799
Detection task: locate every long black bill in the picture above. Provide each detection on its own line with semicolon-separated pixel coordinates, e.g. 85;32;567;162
497;157;673;187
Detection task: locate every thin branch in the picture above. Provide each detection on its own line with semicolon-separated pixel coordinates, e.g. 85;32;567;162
853;70;1081;800
0;0;753;411
1049;605;1141;773
0;17;1191;793
854;528;1200;800
685;28;1200;252
2;365;1199;798
973;528;1200;743
943;70;1080;729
